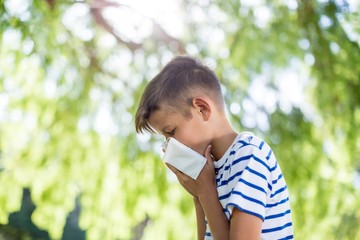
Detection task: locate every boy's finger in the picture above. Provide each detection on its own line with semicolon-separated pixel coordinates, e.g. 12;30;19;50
204;145;212;162
165;163;178;174
166;163;186;177
166;163;191;181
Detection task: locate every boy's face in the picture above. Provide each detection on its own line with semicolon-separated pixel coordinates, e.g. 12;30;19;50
148;105;212;156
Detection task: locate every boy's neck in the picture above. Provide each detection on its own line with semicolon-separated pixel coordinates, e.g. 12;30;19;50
210;128;238;161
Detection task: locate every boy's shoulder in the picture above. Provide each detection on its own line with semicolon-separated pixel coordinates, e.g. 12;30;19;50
231;132;274;161
234;131;266;150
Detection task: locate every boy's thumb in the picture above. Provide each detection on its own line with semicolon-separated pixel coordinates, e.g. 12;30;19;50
205;145;212;161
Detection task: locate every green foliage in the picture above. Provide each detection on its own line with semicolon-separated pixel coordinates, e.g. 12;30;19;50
0;0;359;239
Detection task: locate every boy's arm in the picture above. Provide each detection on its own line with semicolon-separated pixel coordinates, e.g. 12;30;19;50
168;144;265;239
229;208;262;240
193;197;206;240
198;187;230;240
198;192;262;240
167;145;230;239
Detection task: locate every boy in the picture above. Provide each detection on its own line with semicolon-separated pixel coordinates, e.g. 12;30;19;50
135;56;294;239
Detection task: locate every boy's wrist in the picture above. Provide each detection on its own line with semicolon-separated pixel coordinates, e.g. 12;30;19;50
197;179;217;200
197;186;218;204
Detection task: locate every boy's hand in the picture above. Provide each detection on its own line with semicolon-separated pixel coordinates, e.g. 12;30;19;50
166;145;216;197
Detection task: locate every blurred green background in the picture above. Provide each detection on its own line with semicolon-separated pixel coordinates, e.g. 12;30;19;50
0;0;359;239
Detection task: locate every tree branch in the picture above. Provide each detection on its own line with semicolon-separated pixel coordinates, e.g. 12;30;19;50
88;0;185;53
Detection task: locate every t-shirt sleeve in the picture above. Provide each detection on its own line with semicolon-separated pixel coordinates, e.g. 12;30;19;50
226;146;271;221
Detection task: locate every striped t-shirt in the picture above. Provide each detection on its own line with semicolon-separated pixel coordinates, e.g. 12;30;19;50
205;132;293;239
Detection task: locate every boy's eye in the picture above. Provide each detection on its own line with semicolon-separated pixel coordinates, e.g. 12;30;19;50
166;128;176;136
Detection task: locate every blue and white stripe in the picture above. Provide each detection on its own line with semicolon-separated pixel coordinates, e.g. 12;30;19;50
205;132;294;239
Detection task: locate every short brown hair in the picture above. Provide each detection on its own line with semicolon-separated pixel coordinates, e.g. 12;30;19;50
135;56;224;133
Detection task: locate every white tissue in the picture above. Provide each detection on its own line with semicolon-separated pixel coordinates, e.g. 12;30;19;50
163;138;207;180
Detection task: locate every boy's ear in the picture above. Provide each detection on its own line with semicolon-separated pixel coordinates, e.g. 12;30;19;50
192;97;211;121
